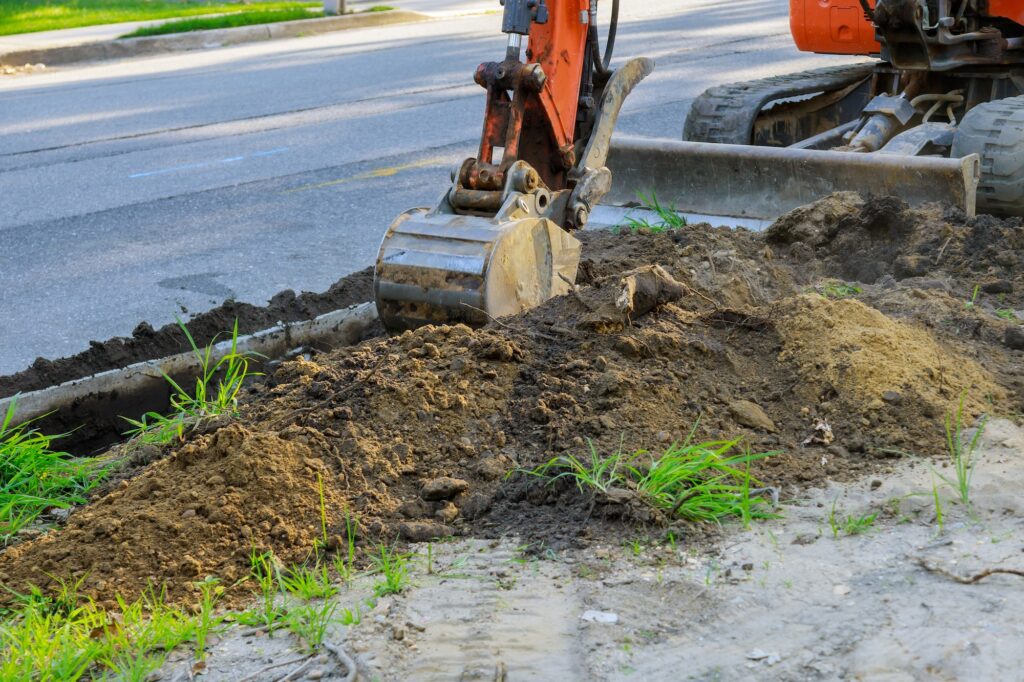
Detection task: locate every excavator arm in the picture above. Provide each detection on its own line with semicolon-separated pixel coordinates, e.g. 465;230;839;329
374;0;651;331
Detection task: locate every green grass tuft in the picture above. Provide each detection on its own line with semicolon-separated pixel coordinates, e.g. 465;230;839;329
122;319;259;445
528;427;778;524
0;400;112;543
935;393;987;506
621;191;687;233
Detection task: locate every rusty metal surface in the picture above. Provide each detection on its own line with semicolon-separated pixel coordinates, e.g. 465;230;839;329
605;134;980;219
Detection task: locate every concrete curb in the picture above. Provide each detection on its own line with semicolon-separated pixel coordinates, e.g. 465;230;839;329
0;302;379;451
0;10;431;67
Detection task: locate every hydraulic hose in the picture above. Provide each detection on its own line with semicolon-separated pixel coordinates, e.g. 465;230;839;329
589;0;619;83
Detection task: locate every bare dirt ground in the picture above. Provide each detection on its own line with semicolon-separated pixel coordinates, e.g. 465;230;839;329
152;419;1024;681
2;193;1023;679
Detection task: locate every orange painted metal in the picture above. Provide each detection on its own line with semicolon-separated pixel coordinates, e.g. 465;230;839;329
790;0;880;55
526;0;590;151
986;0;1024;24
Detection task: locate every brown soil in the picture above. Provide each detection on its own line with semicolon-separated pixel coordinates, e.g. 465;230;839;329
2;194;1023;607
0;268;376;399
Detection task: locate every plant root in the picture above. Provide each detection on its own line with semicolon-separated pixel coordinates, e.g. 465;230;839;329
324;641;358;682
916;558;1024;584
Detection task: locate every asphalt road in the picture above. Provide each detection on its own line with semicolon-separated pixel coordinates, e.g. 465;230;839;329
0;0;856;375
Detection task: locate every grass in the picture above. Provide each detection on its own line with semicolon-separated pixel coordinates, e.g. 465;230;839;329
964;284;981;310
2;537;372;678
0;580;203;679
0;399;112;544
934;393;987;506
121;5;317;37
370;543;410;597
995;308;1018;321
238;549;286;631
280;562;338;601
931;477;945;533
528;428;778;524
0;0;321;37
827;500;877;537
621;191;687;233
122;319;258;446
820;281;863;299
331;509;359;585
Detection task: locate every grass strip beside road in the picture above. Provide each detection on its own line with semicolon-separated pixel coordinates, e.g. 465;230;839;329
121;5;318;37
0;0;321;37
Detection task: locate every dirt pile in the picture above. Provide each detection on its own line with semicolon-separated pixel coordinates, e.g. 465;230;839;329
1;194;1021;606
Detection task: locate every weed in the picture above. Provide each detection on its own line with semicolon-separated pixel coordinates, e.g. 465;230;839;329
932;477;945;533
331;508;359;585
964;284;980;309
530;428;777;524
624;538;643;556
192;577;223;661
370;543;410;597
286;601;338;652
0;580;195;680
337;605;361;626
995;308;1018;321
527;438;627;493
123;319;259;445
665;532;678;552
280;563;338;601
314;472;329;554
621;191;687;233
237;549;286;630
843;513;877;535
935;393;987;506
820;281;863;299
828;500;876;537
0;399;111;542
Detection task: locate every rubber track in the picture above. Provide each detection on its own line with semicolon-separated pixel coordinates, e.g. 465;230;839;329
951;95;1024;216
683;63;877;144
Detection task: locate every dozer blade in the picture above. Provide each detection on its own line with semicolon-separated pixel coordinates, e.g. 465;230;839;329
374;209;581;332
605;135;981;221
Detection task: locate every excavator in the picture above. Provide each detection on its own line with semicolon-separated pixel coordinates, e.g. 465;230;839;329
374;0;1024;331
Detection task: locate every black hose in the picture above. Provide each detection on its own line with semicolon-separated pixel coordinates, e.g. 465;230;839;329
589;0;619;83
858;0;874;21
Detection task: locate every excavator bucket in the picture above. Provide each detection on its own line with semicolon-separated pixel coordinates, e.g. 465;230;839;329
604;135;981;222
375;204;581;332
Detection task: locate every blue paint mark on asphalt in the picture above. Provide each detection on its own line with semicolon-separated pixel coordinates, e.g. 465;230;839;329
129;147;289;179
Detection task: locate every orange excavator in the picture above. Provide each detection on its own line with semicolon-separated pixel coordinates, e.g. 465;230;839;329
375;0;1024;331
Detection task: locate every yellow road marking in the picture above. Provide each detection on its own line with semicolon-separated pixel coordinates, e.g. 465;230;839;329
283;157;448;194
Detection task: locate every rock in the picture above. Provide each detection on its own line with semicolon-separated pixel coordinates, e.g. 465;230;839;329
398;500;430;518
474;456;509;481
1004;326;1024;350
436;502;459;523
982;279;1013;294
728;400;776;432
881;390;902;405
833;584;851;596
580;610;619;624
305;669;325;680
421;477;470;501
459;492;493;520
398;521;452;543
